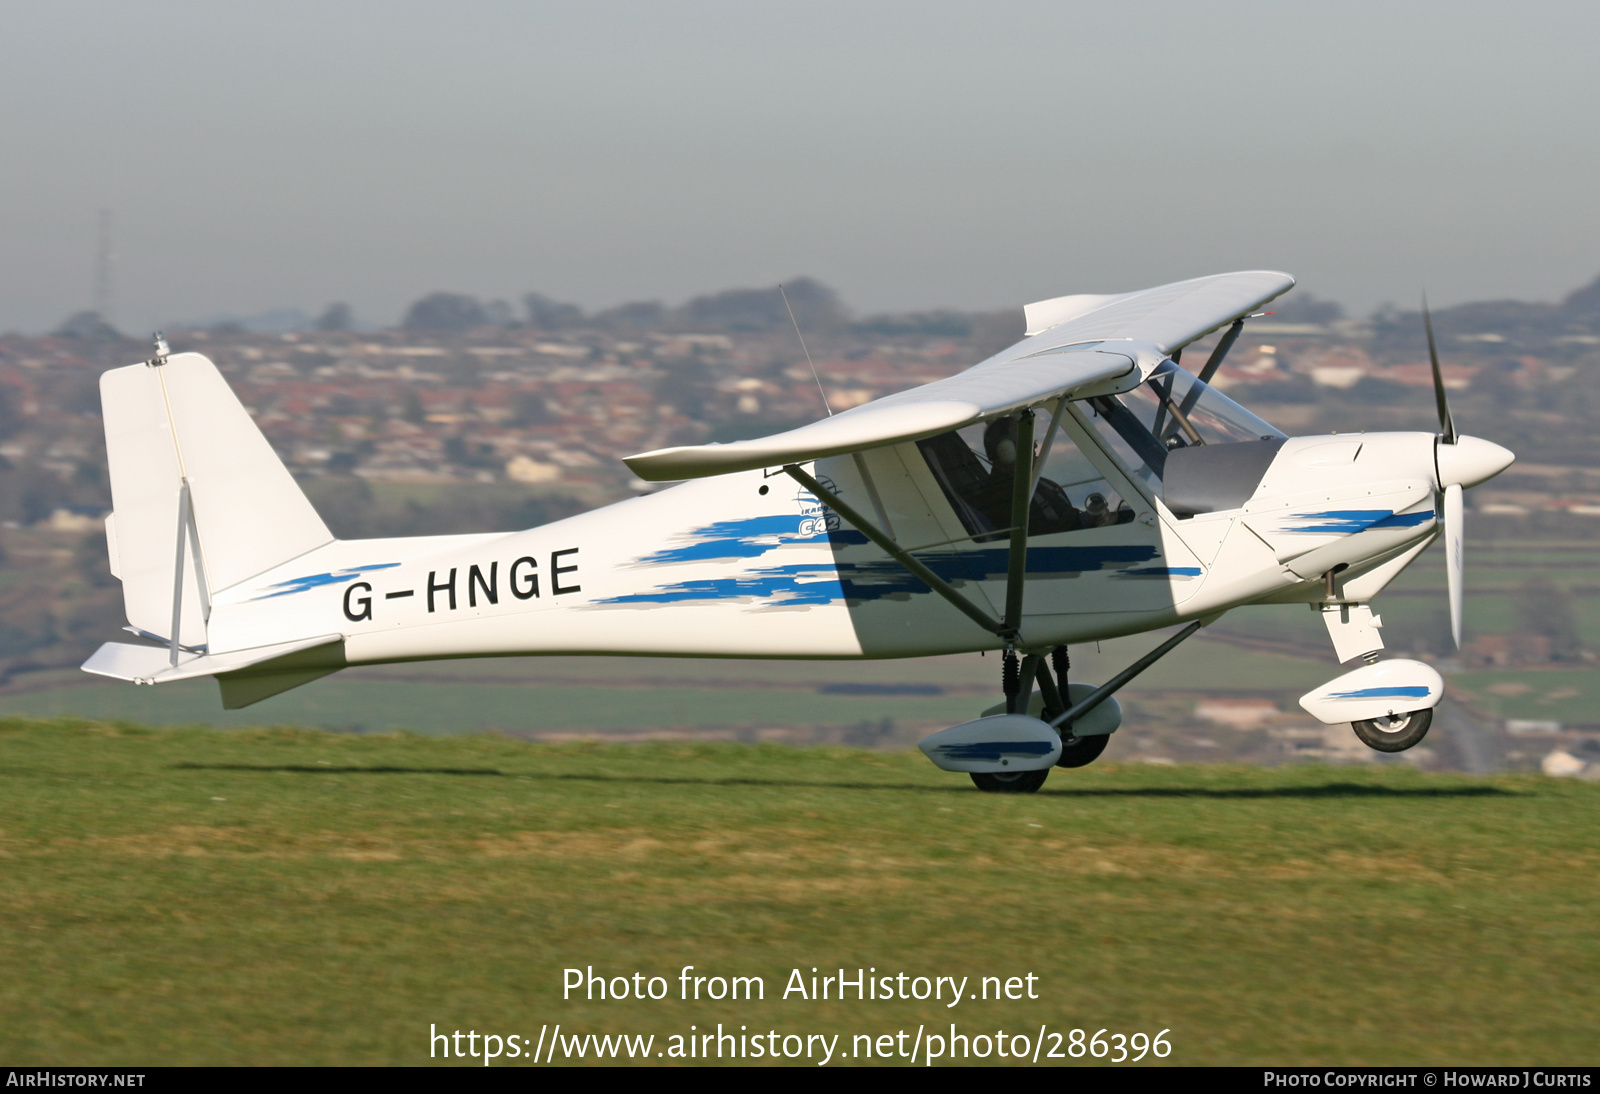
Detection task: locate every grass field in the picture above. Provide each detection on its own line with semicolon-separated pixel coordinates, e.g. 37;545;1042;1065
0;636;1338;737
2;718;1596;1066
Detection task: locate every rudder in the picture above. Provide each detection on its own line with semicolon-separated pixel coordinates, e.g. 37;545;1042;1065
100;351;333;648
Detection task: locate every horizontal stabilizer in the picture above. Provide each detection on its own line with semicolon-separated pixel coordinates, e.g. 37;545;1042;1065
82;634;343;687
216;639;349;708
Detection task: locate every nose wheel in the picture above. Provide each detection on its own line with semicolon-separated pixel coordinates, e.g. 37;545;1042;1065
1352;708;1432;753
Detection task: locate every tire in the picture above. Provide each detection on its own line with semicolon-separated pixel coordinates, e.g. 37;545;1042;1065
1056;733;1110;768
1351;708;1432;753
970;768;1050;793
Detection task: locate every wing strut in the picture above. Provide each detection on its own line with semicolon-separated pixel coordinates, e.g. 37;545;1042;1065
783;464;1003;637
1048;621;1203;731
1168;313;1252;439
1196;318;1245;386
1001;411;1035;642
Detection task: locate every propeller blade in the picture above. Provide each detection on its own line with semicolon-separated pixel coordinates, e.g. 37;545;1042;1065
1423;295;1458;444
1444;482;1463;648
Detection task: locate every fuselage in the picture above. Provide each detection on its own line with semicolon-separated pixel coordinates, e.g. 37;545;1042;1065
204;410;1495;667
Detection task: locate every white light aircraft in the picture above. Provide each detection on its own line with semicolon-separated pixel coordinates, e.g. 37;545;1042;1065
83;271;1513;791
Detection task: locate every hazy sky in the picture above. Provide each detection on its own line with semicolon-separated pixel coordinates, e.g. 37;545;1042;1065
4;1;1599;333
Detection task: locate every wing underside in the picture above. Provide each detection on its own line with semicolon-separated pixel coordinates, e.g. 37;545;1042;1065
625;270;1294;481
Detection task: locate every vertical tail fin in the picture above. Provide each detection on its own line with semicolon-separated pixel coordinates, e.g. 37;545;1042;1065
100;351;333;649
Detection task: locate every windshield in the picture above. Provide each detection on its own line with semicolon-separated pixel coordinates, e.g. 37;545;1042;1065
1081;360;1284;487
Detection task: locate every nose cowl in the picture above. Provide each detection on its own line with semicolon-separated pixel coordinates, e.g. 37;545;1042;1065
1436;435;1515;489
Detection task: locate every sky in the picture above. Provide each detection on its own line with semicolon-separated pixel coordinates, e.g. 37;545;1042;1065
3;0;1599;333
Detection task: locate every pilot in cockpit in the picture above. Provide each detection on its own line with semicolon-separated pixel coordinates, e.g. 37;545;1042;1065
974;418;1083;536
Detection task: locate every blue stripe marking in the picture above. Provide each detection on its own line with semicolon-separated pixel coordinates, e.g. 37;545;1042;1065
606;540;1165;608
1281;509;1435;535
833;544;1161;603
253;562;400;599
1283;509;1394;534
1117;566;1202;578
1328;685;1432;700
1370;510;1435;529
935;741;1057;761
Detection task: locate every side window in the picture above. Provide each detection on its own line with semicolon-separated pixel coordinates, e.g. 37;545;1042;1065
1034;413;1139;530
917;411;1135;542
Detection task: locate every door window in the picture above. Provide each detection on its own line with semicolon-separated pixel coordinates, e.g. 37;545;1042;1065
916;409;1136;542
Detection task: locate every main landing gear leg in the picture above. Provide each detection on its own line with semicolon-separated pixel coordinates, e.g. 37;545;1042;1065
1038;646;1109;769
1041;646;1069;718
1002;649;1021;713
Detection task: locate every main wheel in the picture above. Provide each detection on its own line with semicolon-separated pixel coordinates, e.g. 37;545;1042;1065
1351;708;1432;753
970;769;1050;793
1056;733;1110;768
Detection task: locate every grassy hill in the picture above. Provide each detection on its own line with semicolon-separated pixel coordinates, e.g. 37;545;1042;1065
2;719;1596;1065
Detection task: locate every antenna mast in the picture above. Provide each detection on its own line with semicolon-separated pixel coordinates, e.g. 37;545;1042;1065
780;283;832;417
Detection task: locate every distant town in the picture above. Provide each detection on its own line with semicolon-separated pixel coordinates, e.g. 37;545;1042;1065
12;272;1600;521
1;273;1599;777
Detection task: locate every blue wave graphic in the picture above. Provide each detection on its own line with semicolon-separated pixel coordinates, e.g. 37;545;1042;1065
1281;509;1436;535
1281;509;1394;534
1328;685;1432;700
597;564;843;607
639;516;829;564
253;562;399;600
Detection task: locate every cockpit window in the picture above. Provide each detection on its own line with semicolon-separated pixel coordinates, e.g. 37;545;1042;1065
917;412;1135;543
1083;360;1284;488
918;363;1282;539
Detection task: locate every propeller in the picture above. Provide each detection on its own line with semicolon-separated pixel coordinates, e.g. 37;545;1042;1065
1423;296;1457;445
1424;296;1464;647
1444;479;1463;648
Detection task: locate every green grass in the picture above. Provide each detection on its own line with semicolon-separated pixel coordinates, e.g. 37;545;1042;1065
2;719;1597;1066
0;679;984;734
0;638;1336;735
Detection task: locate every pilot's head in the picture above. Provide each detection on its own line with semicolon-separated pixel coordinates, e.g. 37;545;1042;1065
983;418;1017;467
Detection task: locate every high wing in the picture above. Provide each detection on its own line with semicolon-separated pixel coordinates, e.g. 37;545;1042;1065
624;270;1294;481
